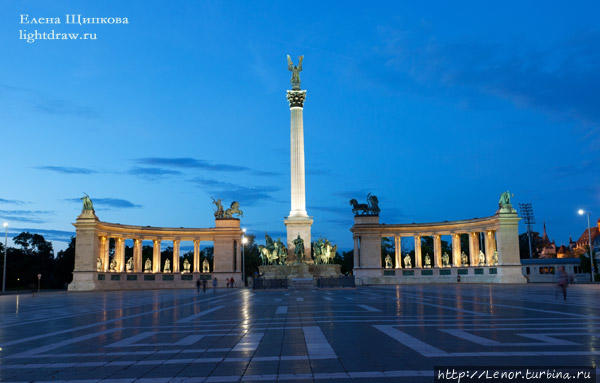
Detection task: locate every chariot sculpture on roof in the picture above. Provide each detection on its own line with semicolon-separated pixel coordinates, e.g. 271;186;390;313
349;193;380;216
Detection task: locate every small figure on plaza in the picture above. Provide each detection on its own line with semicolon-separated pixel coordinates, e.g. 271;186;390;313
442;252;450;267
164;259;171;273
183;258;191;273
126;257;133;272
96;257;103;272
144;258;152;272
424;254;431;268
478;250;486;266
293;235;305;263
287;54;303;90
491;250;498;265
202;258;210;273
403;254;412;268
461;251;469;266
109;258;117;272
384;255;393;269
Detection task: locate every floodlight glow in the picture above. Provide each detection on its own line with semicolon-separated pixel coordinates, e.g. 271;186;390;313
578;209;585;215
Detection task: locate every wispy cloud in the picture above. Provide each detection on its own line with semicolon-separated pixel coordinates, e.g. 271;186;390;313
0;198;26;205
190;177;279;206
6;227;75;242
0;209;53;224
127;167;182;177
135;157;280;177
66;197;142;209
36;166;97;174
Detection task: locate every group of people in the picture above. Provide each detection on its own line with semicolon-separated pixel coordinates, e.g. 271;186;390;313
195;276;237;294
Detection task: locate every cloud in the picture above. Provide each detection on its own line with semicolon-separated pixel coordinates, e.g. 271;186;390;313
127;167;182;177
0;198;26;205
66;197;142;209
0;209;53;224
6;227;75;243
376;30;600;126
36;166;97;174
311;205;350;216
190;177;279;206
135;157;280;177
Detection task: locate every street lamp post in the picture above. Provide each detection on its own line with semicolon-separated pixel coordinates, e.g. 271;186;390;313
2;222;8;294
241;228;247;287
579;209;595;282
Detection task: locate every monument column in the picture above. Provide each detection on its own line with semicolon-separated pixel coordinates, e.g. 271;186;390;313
284;82;313;261
152;239;161;273
173;239;180;273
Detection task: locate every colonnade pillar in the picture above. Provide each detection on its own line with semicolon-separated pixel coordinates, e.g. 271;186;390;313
101;236;109;272
485;231;496;264
394;236;402;269
433;235;442;267
193;240;200;272
173;239;180;273
452;234;461;266
469;232;479;266
414;235;422;268
353;236;360;268
116;238;125;272
133;239;142;272
152;239;161;273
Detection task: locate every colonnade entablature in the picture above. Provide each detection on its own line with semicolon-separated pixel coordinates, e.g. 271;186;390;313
69;208;243;291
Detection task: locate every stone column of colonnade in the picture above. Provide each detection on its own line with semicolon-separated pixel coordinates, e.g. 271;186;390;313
115;238;125;272
468;232;480;266
452;233;461;266
433;235;442;268
173;239;180;273
485;230;497;265
193;240;200;273
394;236;402;269
100;236;109;272
414;235;422;268
133;239;142;272
152;239;161;273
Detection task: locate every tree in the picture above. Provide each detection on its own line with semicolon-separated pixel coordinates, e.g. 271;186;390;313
381;237;394;267
519;232;545;258
54;237;75;288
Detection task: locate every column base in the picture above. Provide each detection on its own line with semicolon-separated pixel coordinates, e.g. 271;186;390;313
284;216;313;263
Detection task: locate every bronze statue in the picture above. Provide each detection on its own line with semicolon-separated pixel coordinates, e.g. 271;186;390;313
109;258;117;272
442;252;450;267
350;199;370;215
424;254;431;268
126;257;133;272
144;258;152;272
96;257;103;272
287;54;303;90
293;235;305;263
212;197;224;218
258;234;287;265
183;258;191;273
81;193;94;211
384;255;393;269
164;259;171;273
223;201;243;218
350;193;380;216
461;251;469;265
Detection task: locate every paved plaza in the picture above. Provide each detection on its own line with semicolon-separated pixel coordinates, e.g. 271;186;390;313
0;284;598;382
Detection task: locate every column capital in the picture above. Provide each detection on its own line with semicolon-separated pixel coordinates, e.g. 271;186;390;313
286;89;306;107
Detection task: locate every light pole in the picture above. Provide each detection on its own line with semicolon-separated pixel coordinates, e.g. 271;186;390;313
578;209;595;282
241;228;247;287
2;222;8;294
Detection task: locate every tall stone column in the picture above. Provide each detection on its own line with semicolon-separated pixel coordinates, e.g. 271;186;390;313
469;232;479;266
394;236;402;269
116;238;125;272
414;235;422;268
133;239;142;272
284;88;313;261
434;235;442;267
485;230;496;264
153;239;161;273
173;239;180;273
452;234;461;266
193;240;200;273
101;236;109;272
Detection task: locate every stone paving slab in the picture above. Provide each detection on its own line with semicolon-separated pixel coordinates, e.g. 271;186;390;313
0;285;599;381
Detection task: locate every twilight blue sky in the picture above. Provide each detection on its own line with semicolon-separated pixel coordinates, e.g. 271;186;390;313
0;1;598;251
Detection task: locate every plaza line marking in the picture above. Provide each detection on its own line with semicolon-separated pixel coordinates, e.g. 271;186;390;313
323;296;333;301
0;291;238;348
302;326;336;359
357;304;380;312
440;329;579;347
232;332;264;352
275;306;287;314
296;297;304;302
373;325;448;357
177;305;225;323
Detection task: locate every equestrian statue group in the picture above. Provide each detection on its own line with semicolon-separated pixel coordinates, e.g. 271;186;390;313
257;234;338;266
350;193;380;216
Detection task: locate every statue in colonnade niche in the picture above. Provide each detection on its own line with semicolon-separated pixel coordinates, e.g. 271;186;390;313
461;251;469;265
109;258;117;272
202;258;210;273
478;250;486;266
491;250;498;265
384;255;393;269
164;259;171;273
441;253;449;267
126;257;133;272
96;257;102;272
183;258;191;273
424;254;431;268
144;258;152;272
293;235;305;263
403;254;412;268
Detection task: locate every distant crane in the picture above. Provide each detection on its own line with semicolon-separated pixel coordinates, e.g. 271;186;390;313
519;203;535;258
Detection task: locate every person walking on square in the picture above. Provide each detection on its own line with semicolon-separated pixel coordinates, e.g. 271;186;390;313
196;278;201;295
557;266;569;301
202;279;207;293
212;277;218;294
230;277;234;288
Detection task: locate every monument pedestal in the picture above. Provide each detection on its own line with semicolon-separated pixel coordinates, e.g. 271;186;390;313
284;215;313;263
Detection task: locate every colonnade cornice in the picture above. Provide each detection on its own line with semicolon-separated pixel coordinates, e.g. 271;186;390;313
351;214;501;236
